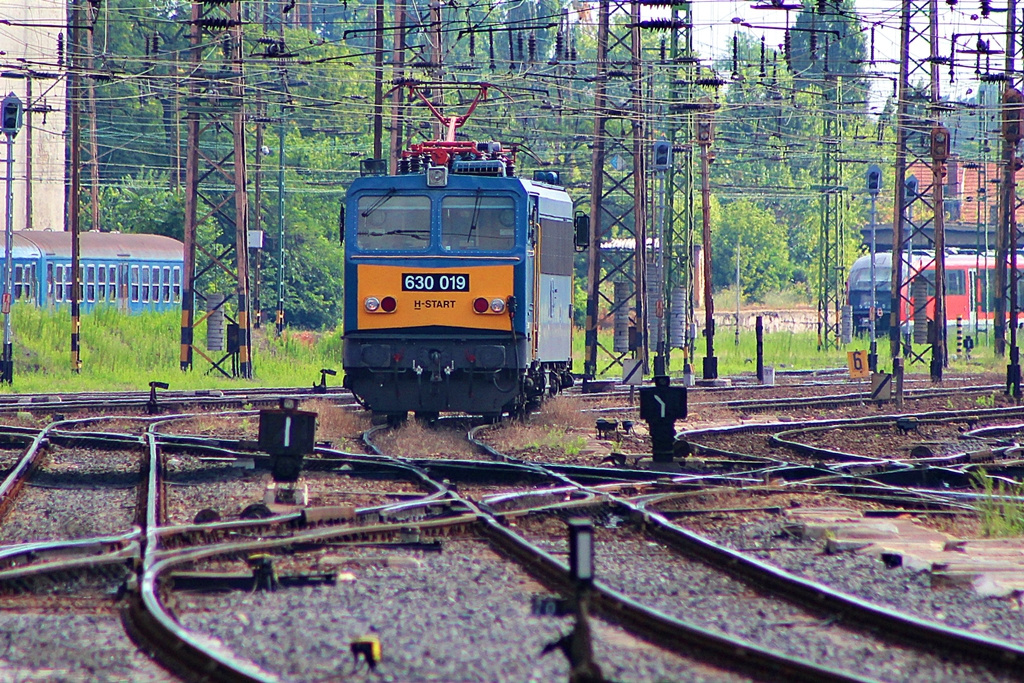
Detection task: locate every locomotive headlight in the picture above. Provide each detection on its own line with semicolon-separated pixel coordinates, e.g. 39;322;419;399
380;296;397;313
365;297;381;312
490;298;506;314
473;297;490;314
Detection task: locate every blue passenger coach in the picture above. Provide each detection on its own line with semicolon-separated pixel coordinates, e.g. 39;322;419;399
0;231;184;313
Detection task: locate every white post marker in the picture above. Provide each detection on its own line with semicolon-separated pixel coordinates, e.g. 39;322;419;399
622;359;643;385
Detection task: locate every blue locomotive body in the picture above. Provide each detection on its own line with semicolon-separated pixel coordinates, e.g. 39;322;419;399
0;231;184;313
342;157;578;420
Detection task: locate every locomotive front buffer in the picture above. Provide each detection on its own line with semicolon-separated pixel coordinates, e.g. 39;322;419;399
258;397;317;507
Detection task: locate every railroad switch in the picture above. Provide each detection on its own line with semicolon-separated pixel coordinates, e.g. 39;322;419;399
147;381;169;414
351;634;381;671
313;368;336;394
248;554;279;591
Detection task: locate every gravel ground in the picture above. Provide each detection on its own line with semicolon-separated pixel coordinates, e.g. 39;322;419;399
507;513;1015;683
175;538;750;682
0;609;178;682
0;446;140;545
163;453;427;525
699;516;1024;654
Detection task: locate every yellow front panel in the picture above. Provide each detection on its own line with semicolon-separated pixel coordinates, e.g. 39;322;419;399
356;264;514;331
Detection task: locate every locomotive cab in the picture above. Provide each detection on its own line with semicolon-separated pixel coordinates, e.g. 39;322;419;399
341;115;576;420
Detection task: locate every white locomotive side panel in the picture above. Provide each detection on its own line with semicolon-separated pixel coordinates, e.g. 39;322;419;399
537;273;571;361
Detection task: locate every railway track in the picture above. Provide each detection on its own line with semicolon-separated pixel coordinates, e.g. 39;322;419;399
1;377;1024;680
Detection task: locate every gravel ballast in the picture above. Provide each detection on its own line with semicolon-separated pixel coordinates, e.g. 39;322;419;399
175;538;749;682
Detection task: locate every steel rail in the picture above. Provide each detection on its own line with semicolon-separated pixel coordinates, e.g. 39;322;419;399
476;516;873;683
624;497;1024;667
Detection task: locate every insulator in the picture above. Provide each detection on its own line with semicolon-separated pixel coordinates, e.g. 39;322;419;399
469;31;475;58
508;30;515;71
152;32;159;55
555;31;564;61
517;33;524;62
809;31;817;61
981;0;991;17
732;34;738;75
660;37;666;63
636;19;687;30
818;0;826;12
489;29;495;70
399;157;409;174
57;32;64;67
528;33;536;63
870;26;875;65
784;29;792;70
759;35;766;77
570;45;577;62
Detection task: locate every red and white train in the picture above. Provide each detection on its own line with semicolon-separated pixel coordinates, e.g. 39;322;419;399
846;252;1019;336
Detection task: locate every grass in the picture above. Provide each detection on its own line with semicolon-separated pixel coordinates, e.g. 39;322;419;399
573;324;1012;378
972;468;1024;537
0;306;341;393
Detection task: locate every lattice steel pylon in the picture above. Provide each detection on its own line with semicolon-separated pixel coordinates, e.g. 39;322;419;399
888;0;948;382
663;3;697;372
996;0;1024;395
817;76;845;351
584;0;649;378
180;0;252;378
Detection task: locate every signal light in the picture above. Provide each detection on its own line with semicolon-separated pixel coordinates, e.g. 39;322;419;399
652;140;672;171
1;93;23;138
364;297;380;312
473;297;490;313
380;296;397;313
490;298;505;313
866;164;882;196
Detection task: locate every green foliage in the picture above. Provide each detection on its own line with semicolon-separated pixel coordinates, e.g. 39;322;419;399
972;469;1024;538
712;199;793;301
83;172;185;239
976;392;997;408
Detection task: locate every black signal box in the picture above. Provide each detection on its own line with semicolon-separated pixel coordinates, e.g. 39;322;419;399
259;409;317;457
639;385;687;422
259;407;317;482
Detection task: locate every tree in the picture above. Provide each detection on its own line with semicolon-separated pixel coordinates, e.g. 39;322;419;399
712;199;793;301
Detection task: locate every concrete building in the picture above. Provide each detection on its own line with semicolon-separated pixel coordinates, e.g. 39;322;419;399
0;0;66;232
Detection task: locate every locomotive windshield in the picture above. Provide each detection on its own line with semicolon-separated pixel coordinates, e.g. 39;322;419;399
441;196;515;251
357;194;430;250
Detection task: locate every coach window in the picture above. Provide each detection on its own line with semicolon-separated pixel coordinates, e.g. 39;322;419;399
13;266;22;299
46;264;54;302
142;266;151;302
172;267;181;303
441;196;515;251
945;270;965;297
98;266;107;301
110;267;117;301
356;194;430;250
131;265;140;302
162;267;171;302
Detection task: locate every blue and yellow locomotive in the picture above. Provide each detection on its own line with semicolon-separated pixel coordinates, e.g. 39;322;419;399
342;87;585;420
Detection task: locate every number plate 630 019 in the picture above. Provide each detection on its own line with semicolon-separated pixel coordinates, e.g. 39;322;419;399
401;273;469;292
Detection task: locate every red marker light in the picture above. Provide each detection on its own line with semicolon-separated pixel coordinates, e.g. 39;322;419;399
473;297;490;313
381;296;397;313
